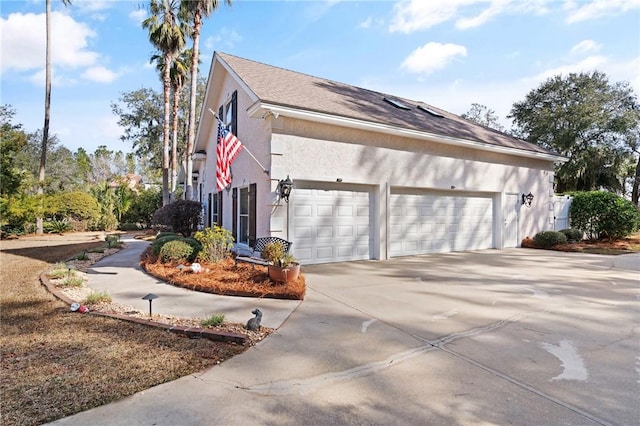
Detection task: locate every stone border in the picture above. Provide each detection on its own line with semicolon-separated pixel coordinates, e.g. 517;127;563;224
40;272;247;345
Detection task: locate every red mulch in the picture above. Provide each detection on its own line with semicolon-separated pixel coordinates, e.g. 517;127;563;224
140;250;306;300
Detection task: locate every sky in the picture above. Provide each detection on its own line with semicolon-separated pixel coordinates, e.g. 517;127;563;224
1;0;639;154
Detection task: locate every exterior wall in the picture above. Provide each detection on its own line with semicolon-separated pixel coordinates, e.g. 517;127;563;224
198;74;558;259
270;117;556;257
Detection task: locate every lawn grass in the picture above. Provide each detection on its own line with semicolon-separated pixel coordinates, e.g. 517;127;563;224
0;235;246;426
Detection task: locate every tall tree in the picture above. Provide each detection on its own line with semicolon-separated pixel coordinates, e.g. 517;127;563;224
1;106;29;196
143;0;185;206
509;71;639;195
38;0;72;233
181;0;231;200
461;103;505;132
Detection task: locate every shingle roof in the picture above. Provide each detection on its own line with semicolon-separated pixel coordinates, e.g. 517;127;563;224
216;52;555;156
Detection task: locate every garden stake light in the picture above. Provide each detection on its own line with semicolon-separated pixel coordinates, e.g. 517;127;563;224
142;293;158;317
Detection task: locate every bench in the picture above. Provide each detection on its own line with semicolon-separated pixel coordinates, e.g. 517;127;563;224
235;237;293;268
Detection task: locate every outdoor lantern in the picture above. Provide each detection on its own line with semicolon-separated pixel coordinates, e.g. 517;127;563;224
142;293;158;317
278;175;293;203
522;192;534;207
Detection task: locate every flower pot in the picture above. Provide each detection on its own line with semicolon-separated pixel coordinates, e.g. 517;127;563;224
268;263;300;283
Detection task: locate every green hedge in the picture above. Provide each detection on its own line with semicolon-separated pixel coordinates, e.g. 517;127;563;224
159;240;195;263
570;191;640;240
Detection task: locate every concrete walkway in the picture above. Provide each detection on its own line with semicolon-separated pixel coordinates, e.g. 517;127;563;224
85;236;301;328
51;247;639;425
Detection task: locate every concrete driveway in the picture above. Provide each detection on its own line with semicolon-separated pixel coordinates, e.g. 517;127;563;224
51;249;640;425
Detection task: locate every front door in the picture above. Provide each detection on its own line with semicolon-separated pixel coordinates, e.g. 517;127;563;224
503;193;520;248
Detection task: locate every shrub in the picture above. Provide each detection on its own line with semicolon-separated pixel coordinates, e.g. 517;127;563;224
183;237;203;257
201;313;225;327
533;231;567;248
194;226;234;263
559;228;583;242
570;191;640;240
118;223;141;231
151;235;182;255
261;242;285;263
49;191;101;222
151;200;202;237
121;188;162;228
44;219;72;234
159;239;194;263
105;234;121;248
85;291;112;304
156;231;177;239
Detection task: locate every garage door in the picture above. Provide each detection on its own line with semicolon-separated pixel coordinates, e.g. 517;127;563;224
389;192;494;257
290;188;371;264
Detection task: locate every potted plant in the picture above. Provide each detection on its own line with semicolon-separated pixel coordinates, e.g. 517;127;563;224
261;243;300;283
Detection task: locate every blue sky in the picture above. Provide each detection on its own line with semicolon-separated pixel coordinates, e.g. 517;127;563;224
1;0;638;154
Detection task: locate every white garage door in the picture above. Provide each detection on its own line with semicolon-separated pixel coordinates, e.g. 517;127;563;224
290;188;371;264
390;192;494;257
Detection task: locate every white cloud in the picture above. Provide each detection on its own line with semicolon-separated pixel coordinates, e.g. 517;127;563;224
564;0;640;24
526;55;609;83
0;12;98;73
73;0;114;12
570;39;602;55
129;9;146;24
388;0;552;33
28;67;78;87
401;42;467;75
204;28;242;51
359;16;373;29
82;66;119;83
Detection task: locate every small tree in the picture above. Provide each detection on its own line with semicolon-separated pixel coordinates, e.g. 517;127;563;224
194;225;234;263
570;191;640;240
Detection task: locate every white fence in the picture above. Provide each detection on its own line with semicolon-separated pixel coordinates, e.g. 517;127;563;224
550;195;572;230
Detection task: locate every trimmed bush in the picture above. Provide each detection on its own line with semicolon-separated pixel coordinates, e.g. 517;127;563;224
151;200;202;237
159;239;194;263
151;235;181;255
156;231;177;240
533;231;567;248
559;228;583;242
570;191;640;240
183;237;203;257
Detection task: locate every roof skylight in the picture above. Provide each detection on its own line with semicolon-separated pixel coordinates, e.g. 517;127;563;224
417;104;444;118
383;97;411;110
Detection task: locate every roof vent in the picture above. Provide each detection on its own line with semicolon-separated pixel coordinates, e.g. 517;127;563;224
417;104;444;118
383;97;411;110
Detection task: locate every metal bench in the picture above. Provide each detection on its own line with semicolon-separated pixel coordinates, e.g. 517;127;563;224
235;237;292;267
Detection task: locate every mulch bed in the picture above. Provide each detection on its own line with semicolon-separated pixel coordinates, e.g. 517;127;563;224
140;250;306;300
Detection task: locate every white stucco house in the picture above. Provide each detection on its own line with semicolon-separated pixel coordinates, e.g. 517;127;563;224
192;52;566;265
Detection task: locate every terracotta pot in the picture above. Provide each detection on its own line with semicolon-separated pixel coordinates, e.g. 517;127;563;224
268;263;300;283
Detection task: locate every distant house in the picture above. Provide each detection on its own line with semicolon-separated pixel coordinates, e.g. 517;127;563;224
109;174;142;191
192;52;565;265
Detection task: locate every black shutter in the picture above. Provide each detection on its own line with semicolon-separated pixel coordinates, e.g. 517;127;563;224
232;188;238;242
207;193;212;228
218;105;223;122
249;183;257;246
231;90;238;135
218;192;223;227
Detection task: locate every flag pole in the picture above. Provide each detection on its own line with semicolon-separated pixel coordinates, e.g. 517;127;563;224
208;108;269;175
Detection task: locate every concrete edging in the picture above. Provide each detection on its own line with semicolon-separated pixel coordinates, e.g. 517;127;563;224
39;271;247;345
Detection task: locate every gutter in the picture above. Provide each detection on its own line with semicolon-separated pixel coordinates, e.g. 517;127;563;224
247;102;568;163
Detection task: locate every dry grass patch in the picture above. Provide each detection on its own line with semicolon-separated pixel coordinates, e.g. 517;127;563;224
0;234;261;426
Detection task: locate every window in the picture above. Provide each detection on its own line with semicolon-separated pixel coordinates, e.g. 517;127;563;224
239;187;249;244
383;97;411;110
417;104;444;118
224;91;237;135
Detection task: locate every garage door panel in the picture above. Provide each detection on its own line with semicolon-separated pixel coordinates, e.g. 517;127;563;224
390;192;494;257
291;188;371;264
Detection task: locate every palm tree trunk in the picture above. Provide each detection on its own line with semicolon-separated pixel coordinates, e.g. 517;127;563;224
37;0;53;234
161;51;172;206
632;152;640;207
171;85;181;197
185;11;201;201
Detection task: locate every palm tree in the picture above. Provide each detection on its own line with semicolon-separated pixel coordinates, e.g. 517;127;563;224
181;0;231;201
143;0;185;206
38;0;71;234
150;48;191;198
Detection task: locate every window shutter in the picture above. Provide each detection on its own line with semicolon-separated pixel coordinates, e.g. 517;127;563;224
249;183;257;246
218;105;223;122
207;193;212;228
231;90;238;135
218;192;223;227
232;188;238;242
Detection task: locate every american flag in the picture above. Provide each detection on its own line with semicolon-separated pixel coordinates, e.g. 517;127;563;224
216;120;243;191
